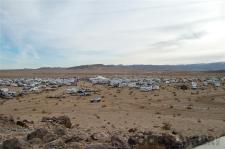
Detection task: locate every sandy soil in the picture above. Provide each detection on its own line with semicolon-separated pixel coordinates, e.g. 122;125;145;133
1;71;225;148
1;80;225;138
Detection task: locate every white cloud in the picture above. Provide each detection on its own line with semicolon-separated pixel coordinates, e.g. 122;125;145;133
0;0;225;69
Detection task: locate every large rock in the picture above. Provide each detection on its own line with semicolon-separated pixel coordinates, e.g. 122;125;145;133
90;132;110;142
27;128;48;140
56;116;72;128
66;142;84;149
63;134;84;143
2;138;29;149
133;132;185;149
44;139;65;149
85;144;109;149
28;138;42;145
43;133;58;143
53;126;67;136
111;135;130;149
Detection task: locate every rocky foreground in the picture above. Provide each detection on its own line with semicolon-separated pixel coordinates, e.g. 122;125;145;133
0;114;218;149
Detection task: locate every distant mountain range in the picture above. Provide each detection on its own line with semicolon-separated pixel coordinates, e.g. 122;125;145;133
0;62;224;78
66;62;225;72
2;62;225;72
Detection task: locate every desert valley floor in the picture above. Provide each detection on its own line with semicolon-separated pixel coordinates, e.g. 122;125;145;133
0;71;225;149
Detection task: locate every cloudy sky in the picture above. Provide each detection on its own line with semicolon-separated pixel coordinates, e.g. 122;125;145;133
0;0;225;69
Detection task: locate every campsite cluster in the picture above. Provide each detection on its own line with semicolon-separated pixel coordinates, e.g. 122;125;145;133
1;76;225;99
0;78;78;99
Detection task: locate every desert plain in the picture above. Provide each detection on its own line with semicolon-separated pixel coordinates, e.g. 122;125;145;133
0;69;225;149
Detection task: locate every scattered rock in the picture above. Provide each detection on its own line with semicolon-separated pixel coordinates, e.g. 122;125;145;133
90;132;110;142
66;142;84;149
161;122;172;130
135;133;184;149
0;114;15;125
63;134;84;143
90;96;101;103
188;135;214;147
127;137;138;146
41;115;72;128
22;119;34;124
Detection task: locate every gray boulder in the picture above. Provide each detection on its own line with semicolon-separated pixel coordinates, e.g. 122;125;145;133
27;128;48;140
2;138;29;149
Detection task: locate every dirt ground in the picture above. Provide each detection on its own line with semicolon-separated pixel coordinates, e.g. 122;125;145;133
1;81;225;137
0;71;225;148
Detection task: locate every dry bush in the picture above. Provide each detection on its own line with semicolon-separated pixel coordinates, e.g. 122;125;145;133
42;110;47;114
172;92;177;96
208;128;214;132
129;91;133;95
186;104;193;110
101;104;107;108
175;98;180;102
116;89;121;93
0;101;4;105
187;106;192;110
139;105;145;109
155;112;161;115
94;114;100;119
